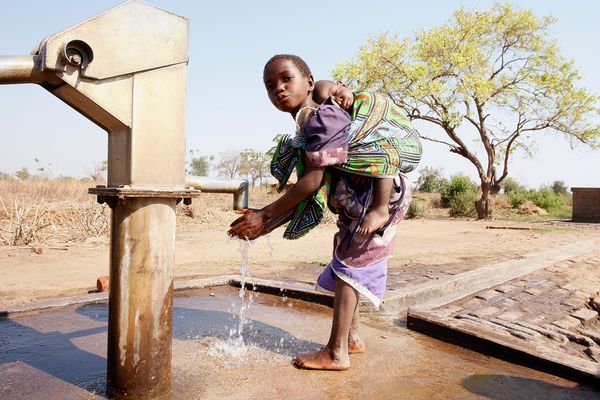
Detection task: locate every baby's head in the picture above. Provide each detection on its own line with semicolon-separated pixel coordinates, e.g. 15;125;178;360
314;80;354;110
263;54;315;116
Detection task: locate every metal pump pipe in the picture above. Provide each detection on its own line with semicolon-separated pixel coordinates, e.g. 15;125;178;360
0;55;57;85
185;176;249;210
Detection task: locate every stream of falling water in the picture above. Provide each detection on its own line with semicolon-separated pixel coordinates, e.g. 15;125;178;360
233;238;253;342
207;238;254;362
205;236;292;364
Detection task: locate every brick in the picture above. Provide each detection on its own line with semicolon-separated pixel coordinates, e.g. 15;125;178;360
528;278;549;286
497;311;522;321
560;297;586;308
523;286;545;296
508;292;534;302
469;306;501;319
475;290;501;301
496;298;518;309
495;284;519;294
570;308;598;323
431;305;463;317
97;275;109;292
461;298;485;308
562;278;599;293
551;316;581;330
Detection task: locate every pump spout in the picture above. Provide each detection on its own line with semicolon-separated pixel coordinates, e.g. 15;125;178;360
0;55;58;85
185;176;249;210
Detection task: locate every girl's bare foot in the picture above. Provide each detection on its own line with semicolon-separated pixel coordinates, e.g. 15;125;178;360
357;207;389;235
348;336;366;354
293;347;350;371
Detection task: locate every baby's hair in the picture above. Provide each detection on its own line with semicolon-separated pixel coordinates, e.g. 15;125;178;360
263;54;312;79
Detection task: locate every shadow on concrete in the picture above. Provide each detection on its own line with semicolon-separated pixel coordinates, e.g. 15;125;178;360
462;374;600;399
0;315;108;396
76;302;322;356
0;301;321;396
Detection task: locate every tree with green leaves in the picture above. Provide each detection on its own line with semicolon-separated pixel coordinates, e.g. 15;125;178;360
551;180;568;195
239;149;270;187
334;3;600;219
187;150;213;176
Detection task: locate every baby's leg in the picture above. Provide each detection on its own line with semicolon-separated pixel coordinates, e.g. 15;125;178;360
357;178;393;235
348;305;365;354
293;277;358;370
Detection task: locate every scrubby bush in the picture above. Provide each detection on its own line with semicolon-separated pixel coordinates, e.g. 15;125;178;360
415;167;447;193
532;188;563;211
448;190;478;217
439;175;478;217
501;177;523;194
508;186;565;212
406;200;425;219
508;189;530;208
440;174;477;207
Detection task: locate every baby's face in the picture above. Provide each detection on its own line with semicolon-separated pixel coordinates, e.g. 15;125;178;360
330;84;354;110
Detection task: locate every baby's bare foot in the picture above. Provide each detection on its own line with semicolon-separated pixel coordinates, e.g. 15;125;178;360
357;207;390;235
293;348;350;371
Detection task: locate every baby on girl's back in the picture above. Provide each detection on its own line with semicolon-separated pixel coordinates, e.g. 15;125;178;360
308;79;395;235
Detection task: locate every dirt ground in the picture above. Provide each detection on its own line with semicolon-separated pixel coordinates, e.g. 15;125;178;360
0;214;595;308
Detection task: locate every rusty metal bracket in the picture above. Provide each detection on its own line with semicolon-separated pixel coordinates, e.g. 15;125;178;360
89;185;201;209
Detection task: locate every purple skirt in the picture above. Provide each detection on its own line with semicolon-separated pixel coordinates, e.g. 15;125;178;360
316;255;387;309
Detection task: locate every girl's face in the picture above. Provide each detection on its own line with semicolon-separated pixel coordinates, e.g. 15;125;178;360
263;59;314;116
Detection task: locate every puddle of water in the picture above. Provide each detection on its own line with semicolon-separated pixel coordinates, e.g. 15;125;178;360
0;285;326;399
1;286;595;399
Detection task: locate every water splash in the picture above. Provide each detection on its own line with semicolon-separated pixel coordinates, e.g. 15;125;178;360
265;234;274;258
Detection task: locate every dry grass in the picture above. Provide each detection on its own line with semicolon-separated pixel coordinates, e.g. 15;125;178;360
0;180;323;246
0;178;109;246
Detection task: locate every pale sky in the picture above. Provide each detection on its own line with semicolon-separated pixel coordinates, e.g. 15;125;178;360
1;0;599;189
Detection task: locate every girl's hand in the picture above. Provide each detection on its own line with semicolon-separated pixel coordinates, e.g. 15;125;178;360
228;208;268;240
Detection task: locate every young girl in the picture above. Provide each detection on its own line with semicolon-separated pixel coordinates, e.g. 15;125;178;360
228;54;414;371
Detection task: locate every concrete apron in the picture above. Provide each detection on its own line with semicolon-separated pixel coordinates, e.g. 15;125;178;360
0;286;595;400
2;237;599;397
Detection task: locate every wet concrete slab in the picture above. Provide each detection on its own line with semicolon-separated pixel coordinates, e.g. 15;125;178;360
1;286;598;400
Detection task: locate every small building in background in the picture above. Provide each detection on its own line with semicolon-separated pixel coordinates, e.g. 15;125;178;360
571;187;600;222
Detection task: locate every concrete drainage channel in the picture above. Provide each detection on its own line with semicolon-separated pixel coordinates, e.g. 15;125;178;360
2;237;599;389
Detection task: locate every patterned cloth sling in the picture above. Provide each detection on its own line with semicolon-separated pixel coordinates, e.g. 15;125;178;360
268;134;332;240
269;92;422;240
342;91;422;176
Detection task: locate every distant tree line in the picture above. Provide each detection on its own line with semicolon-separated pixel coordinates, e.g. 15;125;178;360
414;166;571;218
187;148;271;187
